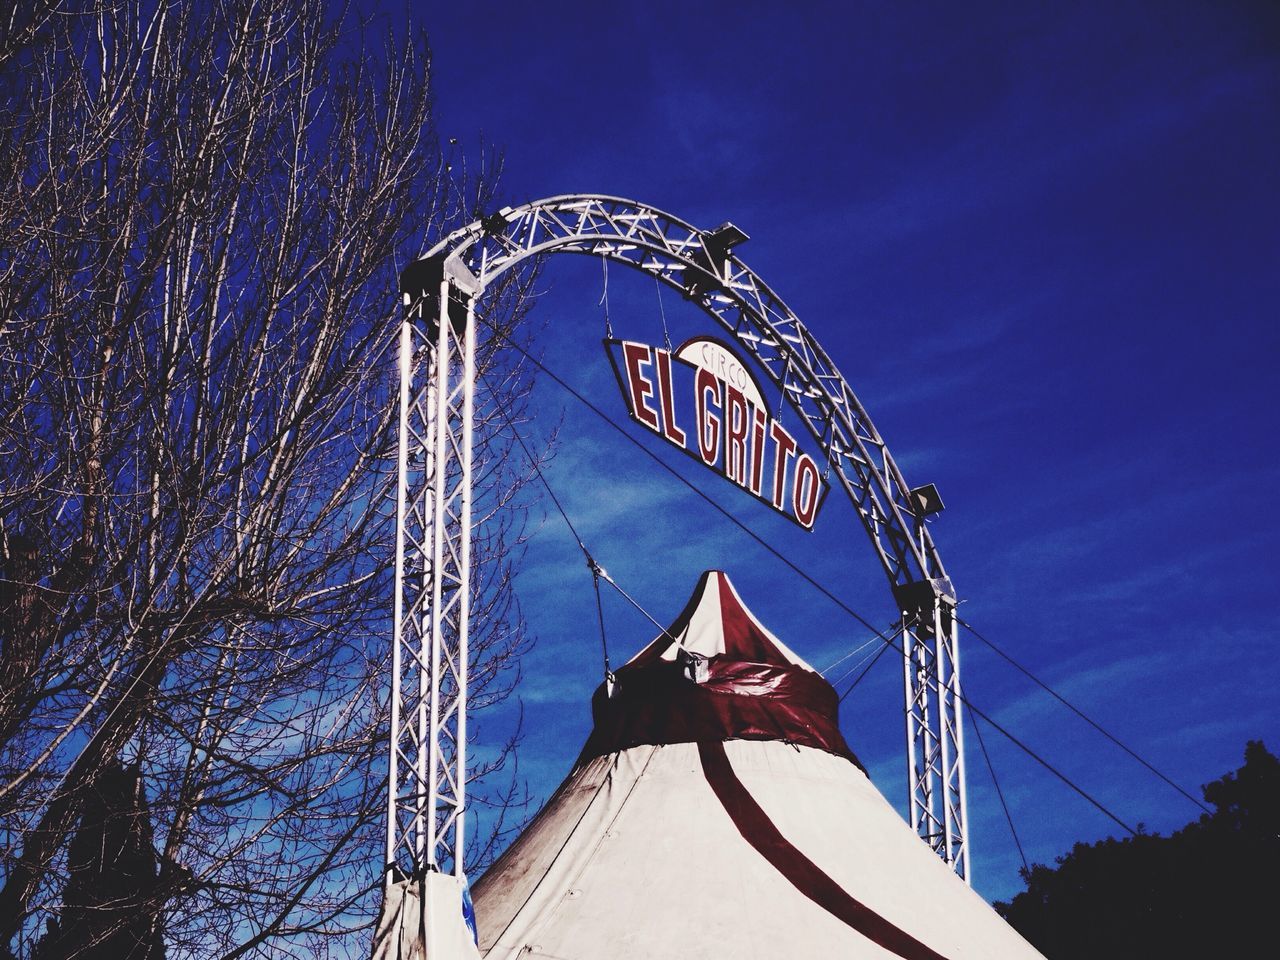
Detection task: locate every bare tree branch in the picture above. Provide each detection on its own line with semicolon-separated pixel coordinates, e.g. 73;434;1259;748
0;3;538;956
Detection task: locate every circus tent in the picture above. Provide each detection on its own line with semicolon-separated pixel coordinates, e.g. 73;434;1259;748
470;570;1045;960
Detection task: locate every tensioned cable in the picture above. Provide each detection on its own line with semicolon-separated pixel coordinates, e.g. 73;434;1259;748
478;377;682;660
826;635;889;688
594;568;682;645
820;632;885;677
654;275;673;352
476;369;613;680
598;256;613;339
956;614;1210;815
591;566;613;681
474;310;1138;837
966;700;1030;874
838;639;895;704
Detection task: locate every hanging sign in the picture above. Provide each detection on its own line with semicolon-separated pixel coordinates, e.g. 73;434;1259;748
604;336;829;530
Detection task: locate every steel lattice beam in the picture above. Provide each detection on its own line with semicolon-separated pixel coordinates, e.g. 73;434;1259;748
901;598;969;877
389;195;969;887
387;272;476;882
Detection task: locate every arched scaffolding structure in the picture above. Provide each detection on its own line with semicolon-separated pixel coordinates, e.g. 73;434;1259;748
387;195;968;894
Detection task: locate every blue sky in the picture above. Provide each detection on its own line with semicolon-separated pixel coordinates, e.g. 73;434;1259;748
399;1;1278;903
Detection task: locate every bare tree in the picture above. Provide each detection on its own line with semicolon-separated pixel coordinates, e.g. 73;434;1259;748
0;1;536;956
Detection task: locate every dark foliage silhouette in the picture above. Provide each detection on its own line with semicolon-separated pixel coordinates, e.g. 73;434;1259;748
31;762;165;960
995;741;1279;958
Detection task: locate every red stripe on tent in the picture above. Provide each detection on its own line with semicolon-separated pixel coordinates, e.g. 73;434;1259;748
714;572;782;663
698;741;951;960
626;571;710;667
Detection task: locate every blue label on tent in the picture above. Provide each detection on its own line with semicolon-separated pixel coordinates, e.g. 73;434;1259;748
461;878;478;945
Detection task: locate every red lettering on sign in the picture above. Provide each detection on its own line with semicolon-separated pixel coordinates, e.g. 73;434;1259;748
607;338;827;531
622;342;659;430
770;420;797;510
655;349;686;447
793;453;821;529
696;367;722;466
725;385;749;487
750;407;767;496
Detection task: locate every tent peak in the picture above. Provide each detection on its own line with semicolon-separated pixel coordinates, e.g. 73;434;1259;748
632;569;810;670
578;570;859;767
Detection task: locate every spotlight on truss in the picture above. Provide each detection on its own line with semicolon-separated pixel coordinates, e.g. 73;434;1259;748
910;483;945;518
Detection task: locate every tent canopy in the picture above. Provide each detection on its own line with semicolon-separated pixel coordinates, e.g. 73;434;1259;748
472;571;1044;960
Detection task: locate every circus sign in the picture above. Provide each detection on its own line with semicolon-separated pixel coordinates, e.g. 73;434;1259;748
605;336;829;530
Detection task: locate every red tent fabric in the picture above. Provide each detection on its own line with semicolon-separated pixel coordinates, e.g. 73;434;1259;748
580;570;859;765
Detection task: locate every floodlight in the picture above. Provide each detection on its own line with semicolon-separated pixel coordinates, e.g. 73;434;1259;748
705;221;749;250
910;483;945;517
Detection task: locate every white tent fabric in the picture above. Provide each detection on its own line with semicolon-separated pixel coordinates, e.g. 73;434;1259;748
472;571;1045;959
372;874;481;960
646;568;807;666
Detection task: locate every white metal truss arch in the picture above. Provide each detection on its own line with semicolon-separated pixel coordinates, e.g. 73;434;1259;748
389;194;969;890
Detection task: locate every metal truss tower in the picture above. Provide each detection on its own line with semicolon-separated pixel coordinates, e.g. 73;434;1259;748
899;584;968;878
388;196;968;893
387;261;478;883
